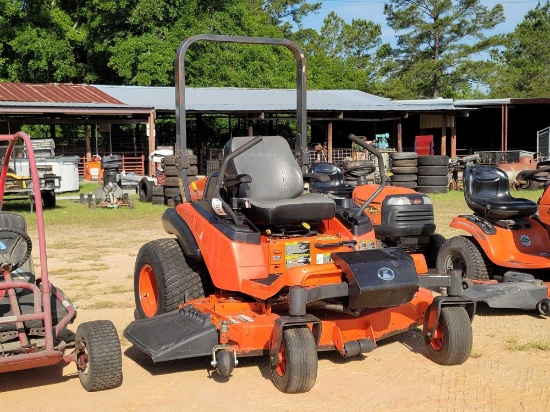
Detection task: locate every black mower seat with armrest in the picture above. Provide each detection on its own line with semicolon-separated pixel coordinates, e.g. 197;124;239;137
308;162;354;198
463;165;537;219
224;136;336;226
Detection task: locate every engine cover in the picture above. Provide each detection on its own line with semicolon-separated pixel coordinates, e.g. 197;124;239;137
331;247;419;311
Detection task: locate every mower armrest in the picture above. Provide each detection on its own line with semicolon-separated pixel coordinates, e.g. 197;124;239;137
303;173;330;183
224;174;252;187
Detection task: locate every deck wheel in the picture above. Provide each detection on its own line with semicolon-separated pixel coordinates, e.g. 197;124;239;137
424;306;473;365
536;298;550;315
271;326;318;394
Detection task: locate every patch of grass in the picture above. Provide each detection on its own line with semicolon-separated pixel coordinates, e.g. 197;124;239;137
104;285;133;294
49;240;80;250
69;290;94;301
87;300;118;310
66;274;83;281
126;273;133;279
48;268;72;276
486;332;496;338
470;351;482;359
94;263;110;271
67;252;104;263
505;337;550;351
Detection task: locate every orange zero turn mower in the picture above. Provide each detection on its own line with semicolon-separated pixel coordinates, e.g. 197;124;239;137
124;35;475;394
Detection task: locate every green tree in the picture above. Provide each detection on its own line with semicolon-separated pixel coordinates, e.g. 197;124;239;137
380;0;505;98
489;1;550;98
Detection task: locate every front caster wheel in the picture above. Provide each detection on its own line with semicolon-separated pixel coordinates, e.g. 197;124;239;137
271;327;318;394
215;350;235;377
76;320;123;392
536;298;550;315
424;306;472;365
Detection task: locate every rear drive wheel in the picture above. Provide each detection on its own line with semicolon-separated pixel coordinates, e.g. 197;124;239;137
271;327;318;394
76;320;123;392
134;238;213;319
424;306;472;365
436;236;494;281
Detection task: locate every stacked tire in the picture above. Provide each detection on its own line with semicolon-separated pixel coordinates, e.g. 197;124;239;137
417;155;450;194
162;154;198;207
390;152;418;189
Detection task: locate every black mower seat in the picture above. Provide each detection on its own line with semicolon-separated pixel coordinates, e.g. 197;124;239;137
225;136;336;226
308;162;354;198
464;165;537;219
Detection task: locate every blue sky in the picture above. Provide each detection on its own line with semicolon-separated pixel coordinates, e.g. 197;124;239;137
301;0;542;43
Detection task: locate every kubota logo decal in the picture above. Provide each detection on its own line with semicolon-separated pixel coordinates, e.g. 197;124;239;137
520;235;531;247
378;268;395;281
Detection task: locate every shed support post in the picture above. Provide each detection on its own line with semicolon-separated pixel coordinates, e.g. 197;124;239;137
501;105;508;151
84;125;91;161
450;123;456;158
328;121;333;163
148;110;156;176
397;119;403;152
441;115;447;156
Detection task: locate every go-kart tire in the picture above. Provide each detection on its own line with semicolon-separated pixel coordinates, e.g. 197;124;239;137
134;238;213;319
390;174;417;182
391;159;418;167
417;175;448;186
152;185;164;196
418;155;450;166
417;185;449;194
424;306;472;365
164;187;181;198
76;320;123;392
390;152;418;160
436;236;495;281
417;165;449;176
271;327;318;394
391;166;418;175
163;177;180;187
424;233;446;269
138;178;154;202
163;165;198;177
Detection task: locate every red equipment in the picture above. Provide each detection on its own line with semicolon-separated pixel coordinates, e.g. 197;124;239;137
437;165;550;314
124;35;475;394
0;132;123;391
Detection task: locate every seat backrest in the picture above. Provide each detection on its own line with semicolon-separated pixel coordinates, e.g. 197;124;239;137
308;162;345;191
463;166;511;212
224;136;303;201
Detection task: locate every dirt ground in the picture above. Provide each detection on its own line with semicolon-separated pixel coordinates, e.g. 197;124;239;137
2;214;550;411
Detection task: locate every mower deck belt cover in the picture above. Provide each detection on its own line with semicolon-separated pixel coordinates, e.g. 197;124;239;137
331;247;419;310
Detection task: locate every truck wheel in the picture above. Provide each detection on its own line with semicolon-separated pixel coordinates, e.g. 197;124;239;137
134;238;213;319
436;236;494;281
271;327;318;394
76;320;123;392
424;306;472;365
424;233;446;268
139;178;153;202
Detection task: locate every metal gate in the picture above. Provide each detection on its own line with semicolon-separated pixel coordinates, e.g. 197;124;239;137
537;126;550;160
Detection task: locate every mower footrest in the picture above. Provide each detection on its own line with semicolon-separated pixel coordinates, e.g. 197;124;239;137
463;282;547;310
124;307;218;363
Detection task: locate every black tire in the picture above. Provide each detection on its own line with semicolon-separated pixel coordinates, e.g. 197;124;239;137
343;160;373;170
42;191;56;209
418;155;450;166
391;166;418;175
424;306;472;365
417;165;450;176
392;181;418;189
271;327;318;394
166;198;175;208
536;298;550;315
76;320;123;392
134;238;213;319
152;195;165;205
88;200;97;209
163;177;181;187
390;152;418;160
417;185;449;194
152;185;164;196
417;175;448;186
424;233;446;268
163;165;198;177
139;178;154;202
128;199;135;209
391;159;418;167
436;236;495;281
391;174;417;182
164;187;181;198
